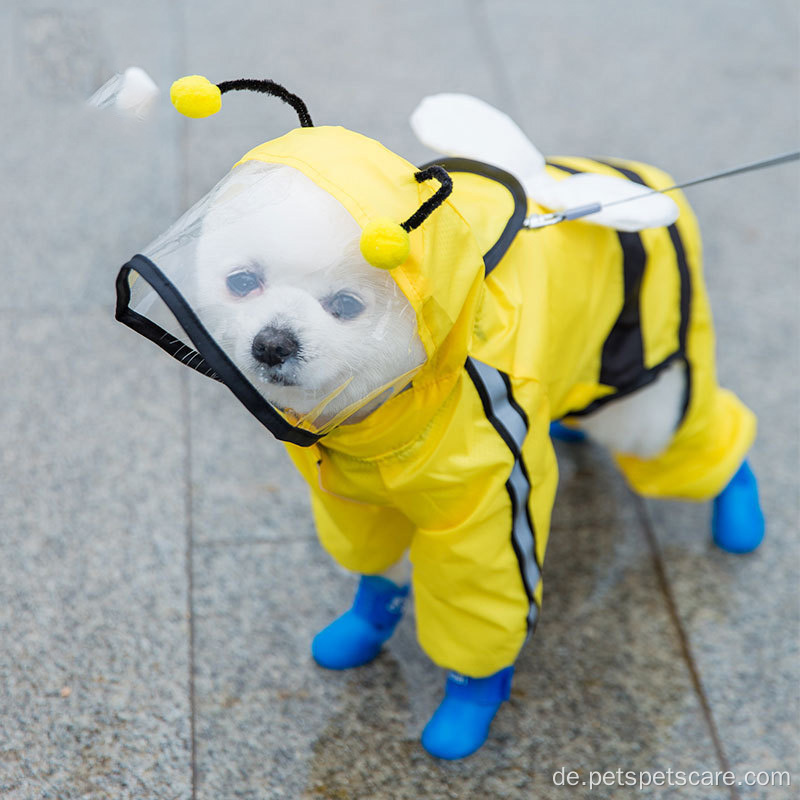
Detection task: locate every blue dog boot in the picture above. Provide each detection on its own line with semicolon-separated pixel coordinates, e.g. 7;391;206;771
421;666;514;760
712;459;765;554
312;575;409;670
549;420;587;443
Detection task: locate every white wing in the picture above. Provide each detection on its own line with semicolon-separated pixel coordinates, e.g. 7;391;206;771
410;93;679;232
550;173;680;231
410;93;546;188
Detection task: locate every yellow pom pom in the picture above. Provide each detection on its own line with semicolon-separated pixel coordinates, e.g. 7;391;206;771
360;219;410;270
170;75;221;118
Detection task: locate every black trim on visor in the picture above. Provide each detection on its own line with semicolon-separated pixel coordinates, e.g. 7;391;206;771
115;253;322;447
418;157;528;276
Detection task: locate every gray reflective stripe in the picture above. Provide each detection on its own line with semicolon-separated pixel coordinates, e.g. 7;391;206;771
466;357;540;629
509;460;540;628
469;359;528;448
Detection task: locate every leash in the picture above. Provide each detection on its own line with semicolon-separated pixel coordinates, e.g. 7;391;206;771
523;150;800;229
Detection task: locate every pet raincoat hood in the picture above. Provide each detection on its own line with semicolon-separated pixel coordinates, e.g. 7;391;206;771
116;77;756;676
116;120;491;446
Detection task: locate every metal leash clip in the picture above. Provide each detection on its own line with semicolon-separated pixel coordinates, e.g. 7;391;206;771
523;203;603;229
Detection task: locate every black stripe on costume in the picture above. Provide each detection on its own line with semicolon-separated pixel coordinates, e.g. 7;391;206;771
600;231;647;387
548;159;647;391
667;223;693;420
465;358;541;631
594;159;693;421
546;158;693;421
567;352;684;417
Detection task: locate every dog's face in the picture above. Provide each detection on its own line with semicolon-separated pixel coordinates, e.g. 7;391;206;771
192;162;425;424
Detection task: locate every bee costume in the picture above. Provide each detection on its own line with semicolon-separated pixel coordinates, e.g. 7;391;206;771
115;76;764;760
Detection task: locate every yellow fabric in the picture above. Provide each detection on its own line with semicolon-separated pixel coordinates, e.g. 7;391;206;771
543;157;756;499
234;134;755;676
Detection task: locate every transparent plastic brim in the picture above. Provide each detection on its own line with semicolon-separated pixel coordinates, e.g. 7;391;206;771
115;161;426;445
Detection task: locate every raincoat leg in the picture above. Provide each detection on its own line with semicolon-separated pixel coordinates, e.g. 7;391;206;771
401;373;557;678
307;489;415;575
302;470;415;575
614;254;756;501
410;493;534;678
285;443;414;574
285;446;416;667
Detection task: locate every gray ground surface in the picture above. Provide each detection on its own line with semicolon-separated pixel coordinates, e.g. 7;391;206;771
1;1;797;798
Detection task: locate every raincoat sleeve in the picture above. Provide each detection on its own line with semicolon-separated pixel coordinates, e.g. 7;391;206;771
284;444;415;576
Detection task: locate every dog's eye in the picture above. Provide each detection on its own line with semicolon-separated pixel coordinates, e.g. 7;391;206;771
226;270;263;297
323;291;365;320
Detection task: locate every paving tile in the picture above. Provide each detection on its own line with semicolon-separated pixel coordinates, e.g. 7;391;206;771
188;373;315;545
641;172;799;797
4;1;797;798
480;0;798;171
642;182;799;798
192;538;355;800
0;1;181;312
0;310;191;799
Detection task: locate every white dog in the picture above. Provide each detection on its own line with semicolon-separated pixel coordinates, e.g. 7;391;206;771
122;89;763;760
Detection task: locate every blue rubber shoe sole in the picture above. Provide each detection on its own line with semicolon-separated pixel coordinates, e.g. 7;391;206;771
421;696;500;759
312;610;391;670
311;576;409;670
712;459;765;554
421;667;513;760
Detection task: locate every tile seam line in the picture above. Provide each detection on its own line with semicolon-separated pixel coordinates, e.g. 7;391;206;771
174;0;196;795
182;369;198;800
633;493;741;800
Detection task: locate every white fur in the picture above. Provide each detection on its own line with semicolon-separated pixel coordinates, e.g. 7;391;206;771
378;554;412;587
577;360;686;458
193;164;425;424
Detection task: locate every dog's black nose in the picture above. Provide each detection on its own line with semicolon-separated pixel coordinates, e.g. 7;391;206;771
251;326;300;367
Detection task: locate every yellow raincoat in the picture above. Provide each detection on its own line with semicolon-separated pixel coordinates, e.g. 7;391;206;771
236;128;755;677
